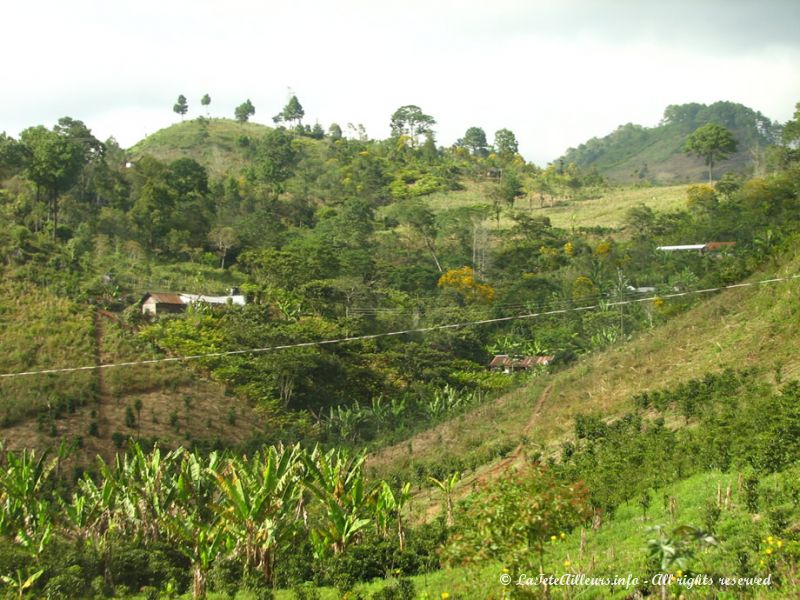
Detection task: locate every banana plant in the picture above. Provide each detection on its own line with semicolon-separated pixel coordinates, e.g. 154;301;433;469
304;447;374;556
429;471;460;527
214;444;303;586
375;481;412;552
0;447;56;537
0;568;44;600
71;459;120;592
162;449;225;600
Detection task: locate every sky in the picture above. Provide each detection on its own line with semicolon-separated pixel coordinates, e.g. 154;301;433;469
3;0;800;165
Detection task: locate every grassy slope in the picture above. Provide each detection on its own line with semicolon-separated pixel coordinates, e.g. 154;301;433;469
561;120;756;185
422;180;691;231
129;118;272;177
0;283;96;425
368;246;800;490
534;184;690;230
0;284;261;460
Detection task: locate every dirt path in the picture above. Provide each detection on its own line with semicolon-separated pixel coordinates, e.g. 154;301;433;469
471;381;552;485
418;382;554;522
92;310;111;443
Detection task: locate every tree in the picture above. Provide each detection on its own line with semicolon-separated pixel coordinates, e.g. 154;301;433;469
684;123;738;182
200;93;211;116
235;99;255;123
437;266;495;304
494;168;524;208
18;119;100;238
173;94;189;120
390;105;436;145
328;123;343;141
459;126;488;156
208;226;238;268
274;95;305;126
0;133;25;179
494;128;519;159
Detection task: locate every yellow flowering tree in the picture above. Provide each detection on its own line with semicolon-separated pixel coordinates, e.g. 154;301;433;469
437;266;495;305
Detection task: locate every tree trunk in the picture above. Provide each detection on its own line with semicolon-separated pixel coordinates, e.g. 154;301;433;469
423;237;443;273
193;564;206;599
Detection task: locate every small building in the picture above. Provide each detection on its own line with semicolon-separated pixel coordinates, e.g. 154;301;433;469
626;286;657;294
656;242;736;253
141;290;247;316
489;354;554;374
656;244;706;252
141;292;186;316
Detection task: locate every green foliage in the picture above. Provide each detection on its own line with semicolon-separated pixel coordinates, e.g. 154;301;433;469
274;95;305;126
684;123;738;182
235;99;256;123
445;464;592;574
493;128;518;159
389;106;436;145
458;127;488;157
173;95;189;119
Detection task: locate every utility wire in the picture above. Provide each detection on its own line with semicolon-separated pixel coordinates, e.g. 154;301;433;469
1;274;797;379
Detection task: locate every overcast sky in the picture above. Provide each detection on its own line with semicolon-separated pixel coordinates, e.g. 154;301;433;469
3;0;799;165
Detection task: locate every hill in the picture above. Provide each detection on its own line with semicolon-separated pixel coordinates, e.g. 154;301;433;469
0;282;262;462
559;101;782;184
368;244;800;487
128;118;274;177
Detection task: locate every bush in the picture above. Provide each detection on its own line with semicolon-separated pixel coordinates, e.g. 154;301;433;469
43;565;87;599
293;582;320;600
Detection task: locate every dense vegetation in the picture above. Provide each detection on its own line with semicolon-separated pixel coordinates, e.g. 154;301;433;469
0;97;799;597
560;101;784;184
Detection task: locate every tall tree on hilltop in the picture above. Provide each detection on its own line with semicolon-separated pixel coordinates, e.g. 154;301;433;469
460;126;488;156
684;123;738;183
235;99;255;123
390;105;436;145
200;93;211;116
274;95;305;127
173;94;189;120
494;128;519;159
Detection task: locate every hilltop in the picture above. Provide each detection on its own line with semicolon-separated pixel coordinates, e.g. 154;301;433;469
129;118;275;177
559;101;782;184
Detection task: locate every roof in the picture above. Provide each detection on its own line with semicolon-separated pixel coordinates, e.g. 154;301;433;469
141;292;247;307
656;242;736;252
703;241;737;251
179;293;247;306
656;245;706;251
142;292;184;305
489;355;512;367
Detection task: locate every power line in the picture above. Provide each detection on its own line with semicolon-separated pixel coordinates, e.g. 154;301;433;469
1;274;797;379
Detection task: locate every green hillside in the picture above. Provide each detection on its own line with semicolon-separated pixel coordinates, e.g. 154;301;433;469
0;99;799;599
129;118;274;177
560;101;782;184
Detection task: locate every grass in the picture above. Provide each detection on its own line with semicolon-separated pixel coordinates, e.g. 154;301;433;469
0;278;262;460
418;180;691;234
129;118;273;178
0;283;96;425
534;184;690;230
